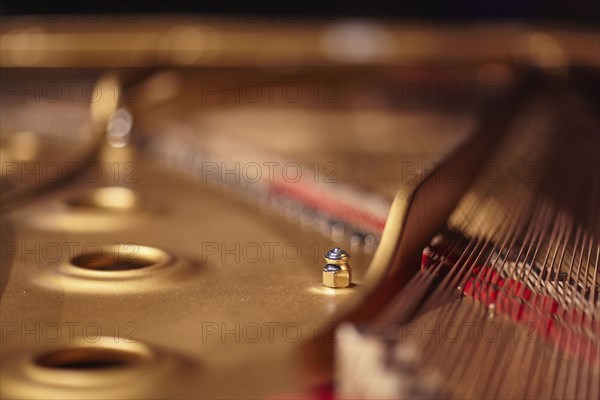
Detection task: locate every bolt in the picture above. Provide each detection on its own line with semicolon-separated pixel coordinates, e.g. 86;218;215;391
322;247;351;288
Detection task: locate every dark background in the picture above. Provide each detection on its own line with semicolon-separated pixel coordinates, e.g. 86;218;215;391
1;0;599;24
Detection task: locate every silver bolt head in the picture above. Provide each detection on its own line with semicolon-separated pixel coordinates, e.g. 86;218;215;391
324;247;349;261
323;263;342;272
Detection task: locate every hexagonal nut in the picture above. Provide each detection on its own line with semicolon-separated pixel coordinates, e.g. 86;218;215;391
323;269;351;288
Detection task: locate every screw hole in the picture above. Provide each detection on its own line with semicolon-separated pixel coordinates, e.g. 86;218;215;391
70;245;168;272
34;347;142;370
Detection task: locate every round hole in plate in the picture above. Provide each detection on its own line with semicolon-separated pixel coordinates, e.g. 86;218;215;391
65;187;139;211
70;245;168;272
34;347;143;371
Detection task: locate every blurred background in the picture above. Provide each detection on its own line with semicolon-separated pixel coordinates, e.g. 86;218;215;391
1;1;598;399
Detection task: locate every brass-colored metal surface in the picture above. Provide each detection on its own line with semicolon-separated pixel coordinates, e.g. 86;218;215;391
0;66;478;396
1;18;598;68
2;16;596;400
1;148;377;398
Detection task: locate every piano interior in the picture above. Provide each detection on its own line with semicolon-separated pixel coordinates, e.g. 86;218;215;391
0;5;598;399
